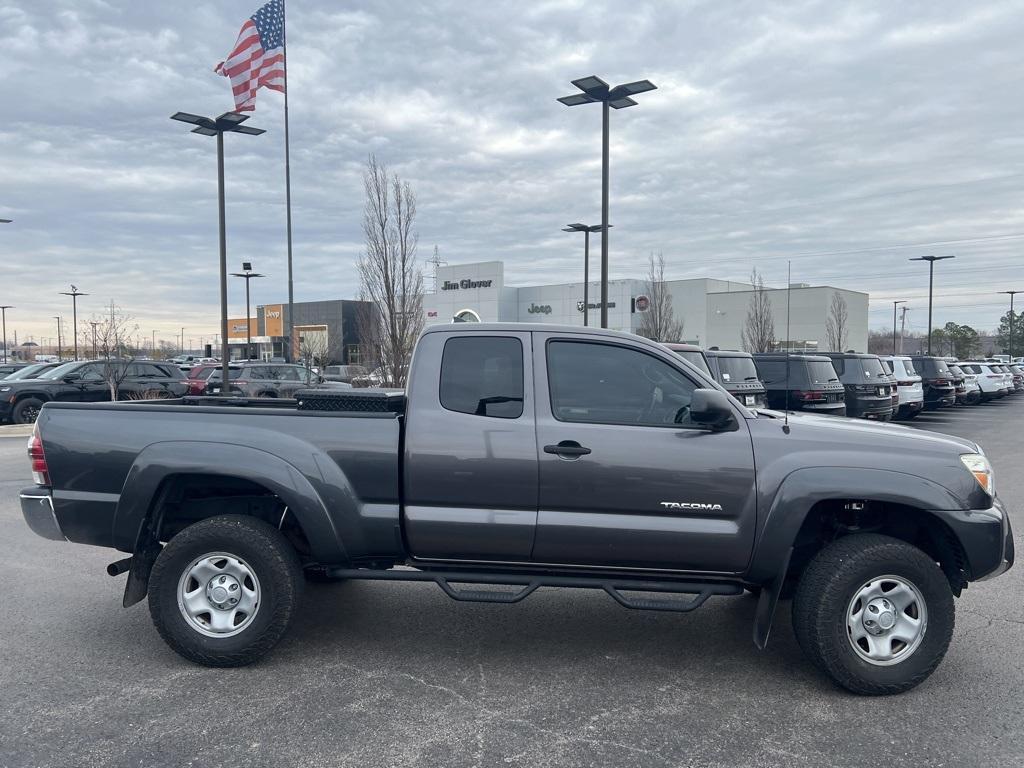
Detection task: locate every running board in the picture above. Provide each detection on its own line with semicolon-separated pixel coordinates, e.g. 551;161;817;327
324;567;741;613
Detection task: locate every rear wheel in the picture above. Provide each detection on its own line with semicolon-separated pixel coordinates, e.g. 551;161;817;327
13;397;44;425
792;533;954;695
148;515;303;667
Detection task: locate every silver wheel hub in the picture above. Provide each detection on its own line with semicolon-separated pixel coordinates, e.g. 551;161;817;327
177;552;260;638
847;575;927;666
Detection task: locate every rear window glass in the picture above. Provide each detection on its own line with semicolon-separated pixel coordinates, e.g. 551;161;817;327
715;356;759;383
754;359;786;384
440;336;524;419
832;357;886;382
807;361;839;385
903;360;917;376
673;349;711;375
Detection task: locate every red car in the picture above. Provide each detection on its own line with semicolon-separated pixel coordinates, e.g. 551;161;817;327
185;363;232;395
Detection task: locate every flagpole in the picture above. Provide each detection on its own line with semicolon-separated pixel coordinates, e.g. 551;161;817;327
282;0;295;362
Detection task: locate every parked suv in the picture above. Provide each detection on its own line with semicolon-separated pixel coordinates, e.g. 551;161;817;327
1009;364;1024;392
959;361;1010;400
752;353;845;415
910;356;957;409
0;362;31;378
939;358;969;405
823;353;894;420
663;343;713;377
705;349;767;408
0;360;187;424
205;363;351;397
321;364;369;384
880;356;924;419
948;363;981;405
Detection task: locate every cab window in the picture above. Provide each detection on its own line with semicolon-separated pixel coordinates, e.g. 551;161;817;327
440;336;524;419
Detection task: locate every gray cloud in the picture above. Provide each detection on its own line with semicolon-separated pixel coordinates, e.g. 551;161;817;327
2;0;1023;345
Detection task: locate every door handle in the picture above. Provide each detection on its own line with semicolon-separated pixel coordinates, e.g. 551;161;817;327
544;441;592;457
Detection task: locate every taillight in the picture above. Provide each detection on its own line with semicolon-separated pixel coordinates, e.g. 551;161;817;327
897;380;914;386
27;427;50;486
933;379;949;386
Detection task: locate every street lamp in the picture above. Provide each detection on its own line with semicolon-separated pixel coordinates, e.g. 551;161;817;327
0;305;12;363
53;316;62;360
558;75;657;328
231;261;265;360
892;300;907;355
562;223;612;327
171;110;265;393
59;285;88;360
1000;290;1020;359
909;255;955;354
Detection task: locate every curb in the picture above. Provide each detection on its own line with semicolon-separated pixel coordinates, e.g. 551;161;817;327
0;425;33;438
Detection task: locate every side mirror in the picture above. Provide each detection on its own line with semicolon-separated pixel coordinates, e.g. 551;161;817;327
689;388;738;431
62;374;80;383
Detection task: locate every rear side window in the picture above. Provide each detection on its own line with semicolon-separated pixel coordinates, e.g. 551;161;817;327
440;336;524;419
754;360;786;384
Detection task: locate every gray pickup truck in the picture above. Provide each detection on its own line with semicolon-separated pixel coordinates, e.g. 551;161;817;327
19;324;1013;694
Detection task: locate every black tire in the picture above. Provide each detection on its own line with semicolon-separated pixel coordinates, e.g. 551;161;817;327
792;533;954;695
148;515;303;667
13;397;44;425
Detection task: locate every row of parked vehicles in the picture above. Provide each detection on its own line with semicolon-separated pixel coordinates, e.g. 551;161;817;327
664;345;1024;421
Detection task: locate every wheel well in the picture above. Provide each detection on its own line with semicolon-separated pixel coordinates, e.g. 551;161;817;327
783;499;969;597
14;392;50;403
150;473;313;560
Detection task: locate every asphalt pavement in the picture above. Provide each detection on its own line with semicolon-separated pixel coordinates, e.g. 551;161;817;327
0;398;1022;768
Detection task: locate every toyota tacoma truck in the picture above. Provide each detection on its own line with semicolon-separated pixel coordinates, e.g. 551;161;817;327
19;324;1014;695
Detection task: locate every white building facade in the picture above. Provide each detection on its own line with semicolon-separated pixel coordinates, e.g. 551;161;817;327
422;261;869;352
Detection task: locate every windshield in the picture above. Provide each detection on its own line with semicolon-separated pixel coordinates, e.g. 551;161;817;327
4;364;48;380
716;356;759;383
37;361;83;379
673;350;711;374
807;361;839;384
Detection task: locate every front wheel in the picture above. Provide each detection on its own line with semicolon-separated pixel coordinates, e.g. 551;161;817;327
148;515;303;667
792;533;954;695
13;397;44;424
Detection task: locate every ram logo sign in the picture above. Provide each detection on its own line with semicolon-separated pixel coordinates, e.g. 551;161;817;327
660;501;724;511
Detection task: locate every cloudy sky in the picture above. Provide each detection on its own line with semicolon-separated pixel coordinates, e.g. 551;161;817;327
2;0;1023;347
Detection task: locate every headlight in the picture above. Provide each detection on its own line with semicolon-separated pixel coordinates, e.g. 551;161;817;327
960;453;994;496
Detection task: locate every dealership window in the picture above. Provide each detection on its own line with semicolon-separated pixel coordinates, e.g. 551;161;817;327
547;340;698;427
440;336;523;418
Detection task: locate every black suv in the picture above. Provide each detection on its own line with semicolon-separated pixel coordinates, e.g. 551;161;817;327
910;356;957;409
823;353;894;420
752;353;845;415
206;363;350;397
0;359;187;424
705;349;767;408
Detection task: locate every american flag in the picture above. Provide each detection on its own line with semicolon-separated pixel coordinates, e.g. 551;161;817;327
214;0;286;112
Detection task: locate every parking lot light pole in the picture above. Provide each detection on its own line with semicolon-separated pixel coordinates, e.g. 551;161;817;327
59;285;88;360
171;110;265;393
1000;290;1019;359
909;255;955;354
53;316;62;361
231;262;265;360
0;305;11;363
559;76;656;328
89;322;99;359
892;300;906;355
563;223;612;327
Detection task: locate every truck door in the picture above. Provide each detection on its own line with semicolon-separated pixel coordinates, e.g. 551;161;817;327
532;334;757;573
403;331;537;562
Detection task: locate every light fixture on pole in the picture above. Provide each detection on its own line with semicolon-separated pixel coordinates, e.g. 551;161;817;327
558;75;657;329
1000;290;1020;359
171;110;265;393
892;300;906;355
59;285;88;361
562;223;612;327
909;255;955;355
0;305;12;363
231;261;265;360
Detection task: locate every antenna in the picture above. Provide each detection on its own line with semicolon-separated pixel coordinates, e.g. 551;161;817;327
783;261;792;434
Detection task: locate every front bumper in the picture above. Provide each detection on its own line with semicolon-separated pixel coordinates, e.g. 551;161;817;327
20;488;66;542
935;498;1014;582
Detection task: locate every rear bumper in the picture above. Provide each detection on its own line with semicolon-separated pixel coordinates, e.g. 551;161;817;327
20;488;66;542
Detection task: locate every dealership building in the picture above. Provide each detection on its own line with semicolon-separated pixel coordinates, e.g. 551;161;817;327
227;299;370;363
423;261;868;352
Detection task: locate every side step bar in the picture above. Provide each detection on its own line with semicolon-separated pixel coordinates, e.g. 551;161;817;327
324;567;741;613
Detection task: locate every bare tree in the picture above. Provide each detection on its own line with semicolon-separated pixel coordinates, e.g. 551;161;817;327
357;154;424;387
79;302;139;401
636;251;684;343
825;292;849;351
296;325;333;373
741;269;776;353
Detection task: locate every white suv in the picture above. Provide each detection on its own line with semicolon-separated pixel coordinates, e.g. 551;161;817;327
959;362;1009;400
880;356;924;419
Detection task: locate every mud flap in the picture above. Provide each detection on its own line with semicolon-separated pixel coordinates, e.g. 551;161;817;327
123;516;163;607
753;545;793;650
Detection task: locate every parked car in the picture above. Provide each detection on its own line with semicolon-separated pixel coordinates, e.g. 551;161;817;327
823;353;894;420
752;353;845;415
705;349;767;408
992;363;1019;393
1008;364;1024;392
320;364;369;384
0;362;31;378
0;360;187;424
205;363;351;397
910;356;957;409
1;362;62;381
18;323;1014;695
185;363;240;396
663;343;713;377
948;364;981;405
879;356;924;419
959;361;1010;401
939;359;970;405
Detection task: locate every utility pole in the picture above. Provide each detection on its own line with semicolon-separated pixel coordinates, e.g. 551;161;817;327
999;290;1019;358
899;306;909;355
892;300;907;355
90;321;99;359
53;316;62;360
0;305;11;364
